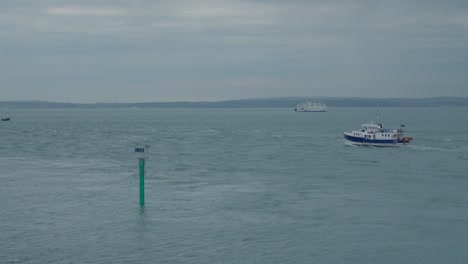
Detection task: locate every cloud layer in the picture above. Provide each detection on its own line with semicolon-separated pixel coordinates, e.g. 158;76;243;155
1;0;468;102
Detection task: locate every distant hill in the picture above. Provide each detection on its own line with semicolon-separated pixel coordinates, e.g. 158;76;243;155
1;97;468;109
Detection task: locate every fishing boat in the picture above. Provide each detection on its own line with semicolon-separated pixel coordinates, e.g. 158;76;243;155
1;117;10;121
294;100;328;112
343;113;413;147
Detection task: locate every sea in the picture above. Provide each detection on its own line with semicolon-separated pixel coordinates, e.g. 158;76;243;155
1;107;467;264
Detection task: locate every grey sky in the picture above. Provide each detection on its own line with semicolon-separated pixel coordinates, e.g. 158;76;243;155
1;0;468;102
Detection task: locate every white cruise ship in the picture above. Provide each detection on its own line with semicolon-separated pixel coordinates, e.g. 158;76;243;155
294;100;328;112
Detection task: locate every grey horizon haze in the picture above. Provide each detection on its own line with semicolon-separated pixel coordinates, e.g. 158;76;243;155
1;0;468;103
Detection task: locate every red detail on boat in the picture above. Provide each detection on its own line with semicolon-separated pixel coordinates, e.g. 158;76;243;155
400;137;413;143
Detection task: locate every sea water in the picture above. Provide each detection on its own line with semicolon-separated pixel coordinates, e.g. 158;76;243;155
1;107;467;263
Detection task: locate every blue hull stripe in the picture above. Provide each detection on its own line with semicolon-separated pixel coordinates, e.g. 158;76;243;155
343;134;399;144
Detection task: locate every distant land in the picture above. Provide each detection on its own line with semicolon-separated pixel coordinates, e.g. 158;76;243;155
1;97;468;109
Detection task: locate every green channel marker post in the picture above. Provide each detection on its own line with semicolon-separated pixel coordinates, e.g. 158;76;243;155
139;158;145;206
134;145;149;207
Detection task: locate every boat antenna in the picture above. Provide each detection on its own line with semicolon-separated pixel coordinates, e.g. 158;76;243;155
376;110;381;123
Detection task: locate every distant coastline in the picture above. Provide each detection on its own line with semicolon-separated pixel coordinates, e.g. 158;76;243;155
1;97;468;109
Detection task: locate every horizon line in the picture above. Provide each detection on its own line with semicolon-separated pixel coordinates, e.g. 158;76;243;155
2;96;467;105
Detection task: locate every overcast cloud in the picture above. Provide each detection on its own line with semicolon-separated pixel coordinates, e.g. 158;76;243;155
1;0;468;102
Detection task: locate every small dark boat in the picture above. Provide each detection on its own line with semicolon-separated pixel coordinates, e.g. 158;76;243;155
1;117;10;121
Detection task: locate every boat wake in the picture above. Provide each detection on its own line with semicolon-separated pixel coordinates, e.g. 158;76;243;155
406;144;460;153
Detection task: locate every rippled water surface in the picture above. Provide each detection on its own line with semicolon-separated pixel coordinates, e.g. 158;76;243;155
1;107;468;263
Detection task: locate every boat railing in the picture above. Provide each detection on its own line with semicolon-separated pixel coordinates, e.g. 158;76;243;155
381;128;404;133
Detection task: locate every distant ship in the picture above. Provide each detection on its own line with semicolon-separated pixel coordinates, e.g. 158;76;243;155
294;100;328;112
1;117;10;121
343;112;413;147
